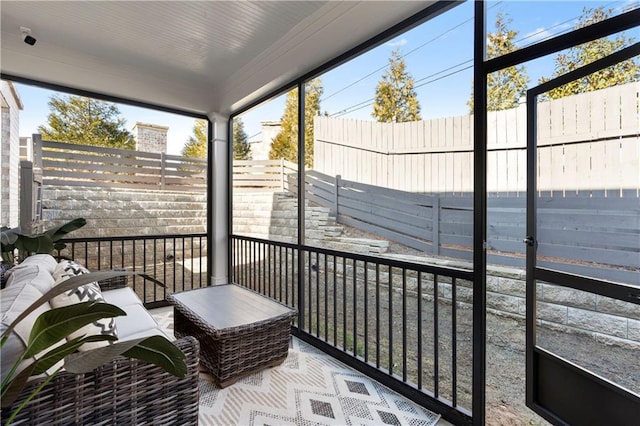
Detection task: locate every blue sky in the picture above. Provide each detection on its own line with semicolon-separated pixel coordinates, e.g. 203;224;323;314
13;1;638;154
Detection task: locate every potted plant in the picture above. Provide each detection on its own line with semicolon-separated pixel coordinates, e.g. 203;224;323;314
1;218;86;288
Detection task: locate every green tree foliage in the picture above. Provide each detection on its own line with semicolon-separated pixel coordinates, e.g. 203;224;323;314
232;118;251;160
540;6;639;99
468;13;528;112
372;48;421;122
269;79;323;168
38;95;135;149
181;119;207;158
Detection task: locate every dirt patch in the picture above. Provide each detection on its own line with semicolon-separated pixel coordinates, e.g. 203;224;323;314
485;314;546;425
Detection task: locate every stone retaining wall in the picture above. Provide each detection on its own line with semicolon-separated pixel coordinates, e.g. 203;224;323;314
424;262;639;348
484;266;639;347
42;186;207;238
305;252;639;348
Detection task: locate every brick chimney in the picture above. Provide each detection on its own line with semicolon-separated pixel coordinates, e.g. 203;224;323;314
132;122;169;153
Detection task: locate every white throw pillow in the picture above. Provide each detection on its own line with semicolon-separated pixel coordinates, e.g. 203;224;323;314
4;254;57;293
51;260;118;350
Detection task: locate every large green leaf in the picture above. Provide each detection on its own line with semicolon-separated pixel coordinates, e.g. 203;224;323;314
1;363;36;408
14;234;54;255
1;270;137;339
123;335;187;378
1;226;20;247
0;331;92;409
1;321;117;406
44;218;87;242
31;334;118;375
24;302;125;358
65;336;187;378
64;338;145;373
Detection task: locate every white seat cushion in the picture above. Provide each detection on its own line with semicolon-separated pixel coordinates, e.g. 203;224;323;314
120;327;172;341
0;281;63;382
102;287;144;308
103;288;165;340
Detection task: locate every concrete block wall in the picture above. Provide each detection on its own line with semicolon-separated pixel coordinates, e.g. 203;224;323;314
41;186;207;238
429;267;639;347
483;271;639;347
317;253;639;347
233;192;389;255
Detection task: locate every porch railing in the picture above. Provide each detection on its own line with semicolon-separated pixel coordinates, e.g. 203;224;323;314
59;233;208;308
58;231;474;421
230;234;475;424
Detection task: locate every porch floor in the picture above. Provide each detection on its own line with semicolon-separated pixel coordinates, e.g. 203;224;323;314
150;306;452;426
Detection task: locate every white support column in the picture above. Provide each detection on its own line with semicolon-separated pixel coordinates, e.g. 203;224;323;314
209;112;229;285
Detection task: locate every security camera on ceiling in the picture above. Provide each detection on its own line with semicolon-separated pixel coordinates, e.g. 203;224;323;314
20;26;36;46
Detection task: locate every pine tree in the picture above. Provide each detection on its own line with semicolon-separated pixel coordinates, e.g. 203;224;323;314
372;48;421;122
232;118;251;160
540;6;639;99
181;119;207;158
269;79;323;168
38;95;135;149
468;13;528;112
303;79;323;167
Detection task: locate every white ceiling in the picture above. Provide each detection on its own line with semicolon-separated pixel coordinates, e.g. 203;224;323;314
1;1;434;117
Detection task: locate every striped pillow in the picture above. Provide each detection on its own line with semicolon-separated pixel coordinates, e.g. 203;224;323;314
51;260;118;350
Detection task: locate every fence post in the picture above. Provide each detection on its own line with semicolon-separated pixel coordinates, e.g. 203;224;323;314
334;175;341;217
30;134;44;232
32;134;42;172
433;194;440;255
281;158;285;192
19;161;34;233
160;153;166;190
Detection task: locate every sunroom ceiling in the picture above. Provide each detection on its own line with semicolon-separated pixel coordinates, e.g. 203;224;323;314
1;1;433;117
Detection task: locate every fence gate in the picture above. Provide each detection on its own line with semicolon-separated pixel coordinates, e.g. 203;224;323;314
524;47;640;424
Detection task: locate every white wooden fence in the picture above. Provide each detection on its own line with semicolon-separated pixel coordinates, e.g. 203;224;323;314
232;159;297;192
34;135;207;191
314;82;639;195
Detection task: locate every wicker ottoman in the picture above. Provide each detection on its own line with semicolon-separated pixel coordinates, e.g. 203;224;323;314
167;284;296;388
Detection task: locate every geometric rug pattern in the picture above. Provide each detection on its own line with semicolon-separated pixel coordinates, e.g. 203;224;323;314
151;307;441;426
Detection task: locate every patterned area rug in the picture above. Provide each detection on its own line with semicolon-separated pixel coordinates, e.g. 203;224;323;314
151;307;440;426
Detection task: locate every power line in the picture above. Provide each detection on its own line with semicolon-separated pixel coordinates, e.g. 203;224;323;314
333;101;374;118
326;5;605;119
330;60;474;118
321;1;505;103
332;60;474;118
322;68;386;103
513;14;578;47
321;14;477;102
247;131;262;140
512;0;632;48
330;97;375;117
414;59;473;84
415;64;473;89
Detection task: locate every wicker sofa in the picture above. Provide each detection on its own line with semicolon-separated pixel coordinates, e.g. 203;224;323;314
1;254;200;425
